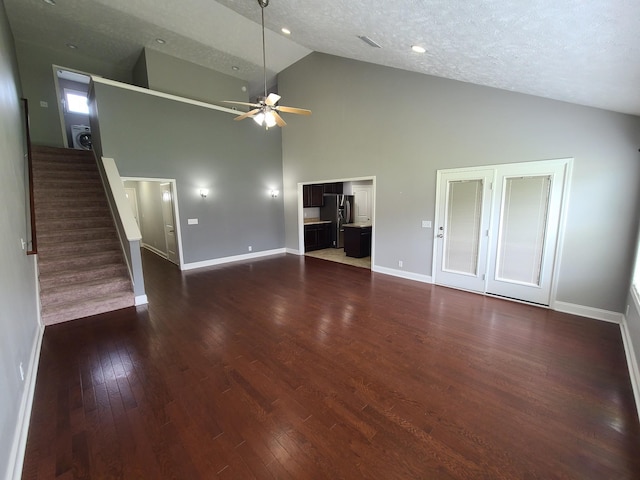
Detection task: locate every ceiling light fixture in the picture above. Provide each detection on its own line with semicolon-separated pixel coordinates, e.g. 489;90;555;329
222;0;311;128
66;43;78;50
232;65;239;71
43;0;56;5
155;38;166;44
411;45;426;53
281;27;291;35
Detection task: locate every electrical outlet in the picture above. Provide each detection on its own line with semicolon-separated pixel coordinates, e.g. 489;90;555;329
248;246;252;252
422;220;432;228
19;362;25;381
398;260;403;268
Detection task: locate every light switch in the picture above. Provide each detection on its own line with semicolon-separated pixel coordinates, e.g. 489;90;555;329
40;101;48;108
422;220;432;228
187;218;198;225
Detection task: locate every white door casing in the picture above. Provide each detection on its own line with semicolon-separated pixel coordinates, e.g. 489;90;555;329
161;183;179;265
433;159;571;306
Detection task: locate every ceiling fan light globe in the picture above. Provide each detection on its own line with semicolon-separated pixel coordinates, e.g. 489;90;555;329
253;112;265;125
264;111;277;128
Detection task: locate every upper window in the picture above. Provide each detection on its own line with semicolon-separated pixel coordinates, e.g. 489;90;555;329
64;89;89;114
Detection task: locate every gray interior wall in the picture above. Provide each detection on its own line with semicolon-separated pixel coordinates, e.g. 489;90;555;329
143;48;249;107
131;49;148;88
0;1;40;477
127;180;167;255
14;39;132;147
92;81;284;264
279;52;640;313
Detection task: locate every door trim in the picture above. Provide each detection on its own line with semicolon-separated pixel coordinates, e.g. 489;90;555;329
432;158;573;307
121;177;184;269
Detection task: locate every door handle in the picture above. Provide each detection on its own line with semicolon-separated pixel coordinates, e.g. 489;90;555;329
437;234;444;238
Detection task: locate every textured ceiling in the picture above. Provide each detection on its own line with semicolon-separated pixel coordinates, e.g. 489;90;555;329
5;0;640;115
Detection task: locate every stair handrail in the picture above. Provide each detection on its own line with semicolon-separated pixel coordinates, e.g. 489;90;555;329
23;98;37;255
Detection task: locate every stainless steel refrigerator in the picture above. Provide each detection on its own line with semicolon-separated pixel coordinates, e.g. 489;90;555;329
320;194;354;248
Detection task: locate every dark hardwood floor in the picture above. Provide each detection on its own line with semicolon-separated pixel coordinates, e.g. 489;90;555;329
22;250;640;479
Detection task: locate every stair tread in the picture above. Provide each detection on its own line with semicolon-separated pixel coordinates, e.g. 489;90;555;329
42;291;135;326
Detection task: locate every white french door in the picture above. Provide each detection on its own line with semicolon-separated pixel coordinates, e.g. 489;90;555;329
434;170;494;292
434;159;570;306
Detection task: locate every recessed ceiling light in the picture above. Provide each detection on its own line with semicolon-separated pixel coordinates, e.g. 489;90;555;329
66;43;78;50
232;66;240;71
155;38;166;44
411;45;426;53
281;28;291;35
43;0;56;5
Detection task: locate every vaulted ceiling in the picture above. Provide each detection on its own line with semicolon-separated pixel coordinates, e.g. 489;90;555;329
5;0;640;115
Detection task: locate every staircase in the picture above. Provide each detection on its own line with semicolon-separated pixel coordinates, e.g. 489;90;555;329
31;146;135;325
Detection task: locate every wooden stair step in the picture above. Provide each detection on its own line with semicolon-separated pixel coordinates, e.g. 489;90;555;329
37;226;119;245
40;276;132;308
35;205;111;219
38;263;130;291
36;216;115;232
41;291;135;326
38;250;126;275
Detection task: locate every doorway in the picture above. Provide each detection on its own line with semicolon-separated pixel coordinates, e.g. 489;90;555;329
299;177;375;269
122;178;182;267
52;65;93;149
433;159;571;306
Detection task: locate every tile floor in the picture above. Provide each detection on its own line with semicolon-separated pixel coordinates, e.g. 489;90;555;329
304;248;371;269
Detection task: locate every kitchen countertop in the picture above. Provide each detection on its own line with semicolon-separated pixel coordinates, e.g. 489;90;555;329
343;223;372;228
303;218;332;225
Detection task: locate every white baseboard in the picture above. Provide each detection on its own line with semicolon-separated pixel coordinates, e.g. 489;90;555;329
181;248;287;271
552;301;624;324
8;323;44;480
135;295;148;306
286;248;301;255
372;265;433;284
620;315;640;421
142;243;168;259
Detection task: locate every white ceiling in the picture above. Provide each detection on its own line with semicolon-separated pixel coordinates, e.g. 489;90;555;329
5;0;640;115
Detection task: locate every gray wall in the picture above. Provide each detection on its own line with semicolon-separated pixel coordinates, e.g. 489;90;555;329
124;180;167;255
142;48;249;107
92;81;284;264
279;52;640;313
0;1;40;477
14;39;132;147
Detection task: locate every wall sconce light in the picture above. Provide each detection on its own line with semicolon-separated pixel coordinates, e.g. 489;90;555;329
270;189;279;198
199;188;209;198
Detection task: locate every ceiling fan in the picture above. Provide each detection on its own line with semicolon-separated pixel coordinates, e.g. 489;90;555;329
224;0;311;128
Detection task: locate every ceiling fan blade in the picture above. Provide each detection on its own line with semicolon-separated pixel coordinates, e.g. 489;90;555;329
277;106;312;116
234;108;261;121
223;100;261;108
272;111;287;127
265;93;281;106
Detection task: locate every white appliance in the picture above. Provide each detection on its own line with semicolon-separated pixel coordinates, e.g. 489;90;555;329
71;125;92;150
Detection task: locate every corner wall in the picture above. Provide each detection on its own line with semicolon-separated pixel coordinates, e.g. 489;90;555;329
92;81;285;265
13;39;132;147
0;2;42;478
279;52;640;314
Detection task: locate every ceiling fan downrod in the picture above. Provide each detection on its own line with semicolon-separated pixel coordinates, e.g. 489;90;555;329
258;0;269;99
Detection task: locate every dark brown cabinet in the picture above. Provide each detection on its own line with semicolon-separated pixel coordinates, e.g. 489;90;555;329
344;225;372;258
304;223;331;251
322;182;343;194
303;184;324;207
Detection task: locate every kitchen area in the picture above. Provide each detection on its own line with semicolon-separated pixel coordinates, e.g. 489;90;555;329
302;180;373;269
